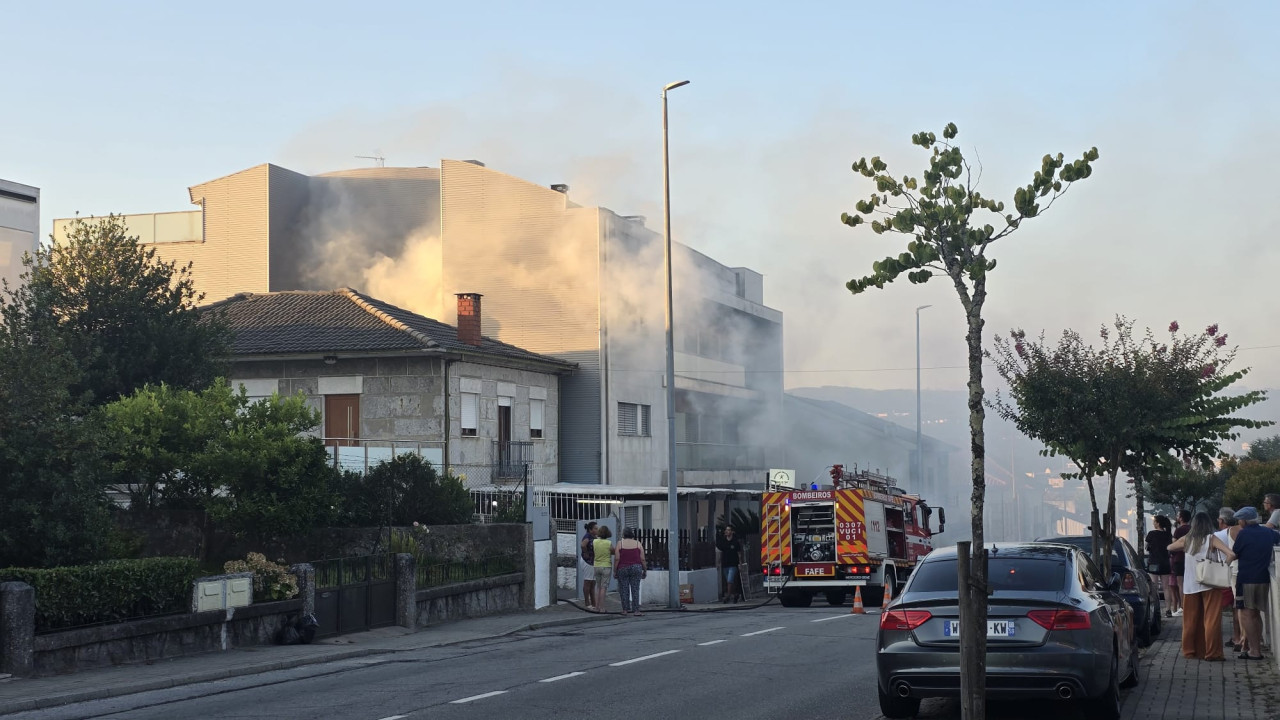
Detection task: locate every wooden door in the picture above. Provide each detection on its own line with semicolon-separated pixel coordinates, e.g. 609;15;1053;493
325;394;360;447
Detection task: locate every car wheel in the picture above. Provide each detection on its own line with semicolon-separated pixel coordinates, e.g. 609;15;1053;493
1121;640;1141;689
1084;651;1122;720
825;591;847;606
878;684;920;719
779;590;812;608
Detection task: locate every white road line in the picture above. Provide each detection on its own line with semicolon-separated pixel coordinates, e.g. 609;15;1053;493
375;716;406;720
609;650;681;666
539;672;586;683
697;639;728;646
741;626;785;637
450;691;507;704
812;614;855;623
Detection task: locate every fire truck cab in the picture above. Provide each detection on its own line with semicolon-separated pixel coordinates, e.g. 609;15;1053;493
761;465;944;608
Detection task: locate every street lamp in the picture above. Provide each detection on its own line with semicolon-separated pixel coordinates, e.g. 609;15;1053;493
662;79;690;609
915;305;931;496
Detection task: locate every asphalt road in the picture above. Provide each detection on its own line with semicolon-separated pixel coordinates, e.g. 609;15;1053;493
9;604;1112;720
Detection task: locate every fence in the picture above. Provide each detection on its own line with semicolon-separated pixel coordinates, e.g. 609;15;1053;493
633;528;718;571
322;440;445;475
416;555;523;589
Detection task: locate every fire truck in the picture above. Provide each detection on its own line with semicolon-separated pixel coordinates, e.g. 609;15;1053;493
761;465;945;608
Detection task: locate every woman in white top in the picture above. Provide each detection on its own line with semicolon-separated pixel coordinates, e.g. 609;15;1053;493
1168;511;1237;661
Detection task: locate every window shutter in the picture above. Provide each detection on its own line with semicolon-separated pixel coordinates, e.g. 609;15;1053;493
530;399;545;438
640;404;651;437
461;392;479;431
618;402;638;436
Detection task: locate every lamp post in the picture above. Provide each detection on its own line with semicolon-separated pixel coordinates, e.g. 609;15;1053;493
915;305;931;496
662;79;689;609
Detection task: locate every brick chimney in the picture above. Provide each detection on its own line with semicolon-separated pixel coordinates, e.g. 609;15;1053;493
455;293;483;346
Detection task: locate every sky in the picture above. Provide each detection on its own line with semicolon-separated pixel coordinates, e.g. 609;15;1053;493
4;0;1279;395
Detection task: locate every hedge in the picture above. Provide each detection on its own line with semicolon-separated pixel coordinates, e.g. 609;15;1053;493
0;557;202;632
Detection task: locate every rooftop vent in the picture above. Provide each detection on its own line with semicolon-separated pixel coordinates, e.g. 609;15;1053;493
551;184;570;194
622;215;647;225
462;160;486;167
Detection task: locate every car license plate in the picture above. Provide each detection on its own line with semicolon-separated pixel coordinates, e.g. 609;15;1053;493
943;620;1016;637
795;563;835;577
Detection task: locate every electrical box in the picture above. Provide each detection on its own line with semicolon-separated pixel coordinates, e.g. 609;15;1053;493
193;573;254;612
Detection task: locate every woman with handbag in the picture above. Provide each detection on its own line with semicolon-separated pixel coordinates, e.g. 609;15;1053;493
1168;511;1237;660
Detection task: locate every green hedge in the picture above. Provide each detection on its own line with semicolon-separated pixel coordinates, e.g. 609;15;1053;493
0;557;202;631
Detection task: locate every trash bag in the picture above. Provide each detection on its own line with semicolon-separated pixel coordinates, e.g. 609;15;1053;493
276;613;319;645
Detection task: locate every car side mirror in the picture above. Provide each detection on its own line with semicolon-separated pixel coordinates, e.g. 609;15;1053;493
938;508;946;535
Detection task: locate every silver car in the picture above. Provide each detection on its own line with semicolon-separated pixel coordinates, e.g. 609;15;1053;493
876;543;1139;719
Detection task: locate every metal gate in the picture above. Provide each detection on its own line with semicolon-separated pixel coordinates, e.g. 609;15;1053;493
312;554;397;638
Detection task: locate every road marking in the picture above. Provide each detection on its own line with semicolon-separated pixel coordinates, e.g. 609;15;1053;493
376;716;406;720
812;614;855;623
741;626;785;637
450;691;507;704
540;672;585;683
609;650;681;666
697;639;728;646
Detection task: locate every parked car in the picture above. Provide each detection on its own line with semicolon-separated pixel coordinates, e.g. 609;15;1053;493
876;543;1139;720
1038;534;1161;645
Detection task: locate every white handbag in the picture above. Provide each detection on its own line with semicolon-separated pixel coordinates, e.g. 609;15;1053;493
1196;550;1231;589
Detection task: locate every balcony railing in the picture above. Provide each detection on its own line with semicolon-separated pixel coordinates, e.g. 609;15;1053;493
493;441;534;479
675;442;768;471
322;439;445;475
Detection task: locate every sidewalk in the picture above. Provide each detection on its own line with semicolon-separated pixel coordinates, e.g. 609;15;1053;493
1122;615;1280;720
0;602;617;716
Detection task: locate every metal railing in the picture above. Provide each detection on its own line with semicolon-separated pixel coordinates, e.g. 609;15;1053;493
493;441;534;479
416;554;523;588
322;439;445;475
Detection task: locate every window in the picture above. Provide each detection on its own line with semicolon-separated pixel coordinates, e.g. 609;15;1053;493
461;392;479;437
618;402;651;437
908;557;1067;594
530;398;545;439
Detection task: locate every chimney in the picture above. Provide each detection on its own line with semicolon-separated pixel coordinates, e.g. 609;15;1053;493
455;293;483;347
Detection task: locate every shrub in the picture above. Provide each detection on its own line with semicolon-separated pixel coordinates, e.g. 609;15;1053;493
337;455;473;526
0;557;201;631
223;552;298;602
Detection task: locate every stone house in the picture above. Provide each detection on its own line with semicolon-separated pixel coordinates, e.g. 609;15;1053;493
206;289;576;486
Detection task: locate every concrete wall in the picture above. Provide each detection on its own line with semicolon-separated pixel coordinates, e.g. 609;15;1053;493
0;179;39;295
415;573;524;626
449;360;559;486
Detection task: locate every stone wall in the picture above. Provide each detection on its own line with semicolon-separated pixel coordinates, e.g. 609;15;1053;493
415;574;524;626
31;600;303;676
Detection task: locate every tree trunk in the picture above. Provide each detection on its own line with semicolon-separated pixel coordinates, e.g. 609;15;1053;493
1134;467;1147;561
958;298;988;720
1103;466;1119;580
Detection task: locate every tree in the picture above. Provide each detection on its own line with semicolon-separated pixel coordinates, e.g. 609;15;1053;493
13;215;230;406
99;380;339;556
0;316;110;568
1146;462;1228;516
344;454;473;527
992;319;1269;578
1223;459;1280;509
841;123;1098;719
1247;435;1280;463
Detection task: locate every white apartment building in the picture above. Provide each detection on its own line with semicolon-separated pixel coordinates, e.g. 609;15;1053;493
0;179;39;292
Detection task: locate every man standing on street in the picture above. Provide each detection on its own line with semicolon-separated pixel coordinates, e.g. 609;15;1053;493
717;526;745;603
580;522;599;610
1230;507;1279;660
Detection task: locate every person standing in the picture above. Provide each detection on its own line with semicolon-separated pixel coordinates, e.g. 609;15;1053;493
1169;509;1193;616
1264;494;1280;530
580;522;598;610
716;526;745;603
1214;508;1244;651
613;527;647;616
1167;511;1236;660
592;526;614;613
1229;507;1280;660
1146;515;1174;610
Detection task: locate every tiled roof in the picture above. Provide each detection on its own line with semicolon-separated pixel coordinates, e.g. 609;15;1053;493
202;288;575;370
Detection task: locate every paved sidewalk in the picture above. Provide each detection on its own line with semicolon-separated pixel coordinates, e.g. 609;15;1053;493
0;602;619;716
1121;615;1280;720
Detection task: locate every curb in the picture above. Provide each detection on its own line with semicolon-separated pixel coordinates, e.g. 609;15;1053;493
0;613;616;716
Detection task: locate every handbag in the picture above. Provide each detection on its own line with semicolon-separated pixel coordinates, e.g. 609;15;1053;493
1195;549;1231;589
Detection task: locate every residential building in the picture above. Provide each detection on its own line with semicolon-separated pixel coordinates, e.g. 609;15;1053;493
56;161;785;492
208;287;575;486
0;178;39;293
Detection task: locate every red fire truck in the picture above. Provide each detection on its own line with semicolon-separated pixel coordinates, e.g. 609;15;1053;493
761;465;945;607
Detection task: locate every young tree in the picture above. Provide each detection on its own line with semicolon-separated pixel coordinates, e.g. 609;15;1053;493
13;215;230;406
1146;462;1229;516
841;123;1097;719
99;380;338;556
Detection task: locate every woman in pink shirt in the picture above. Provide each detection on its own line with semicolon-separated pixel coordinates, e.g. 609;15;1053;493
613;527;648;617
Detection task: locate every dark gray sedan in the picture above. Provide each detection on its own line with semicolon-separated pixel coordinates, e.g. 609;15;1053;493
876;543;1139;720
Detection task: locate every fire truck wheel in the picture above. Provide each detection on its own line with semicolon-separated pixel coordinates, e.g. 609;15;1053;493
824;591;847;606
779;589;813;608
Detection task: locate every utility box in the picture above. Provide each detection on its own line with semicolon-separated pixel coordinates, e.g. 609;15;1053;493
192;573;254;612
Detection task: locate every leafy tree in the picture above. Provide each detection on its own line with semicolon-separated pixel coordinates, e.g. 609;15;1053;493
13;215;230;406
0;317;110;568
1146;462;1229;516
1223;459;1280;510
345;454;473;527
1247;435;1280;463
99;380;338;556
841;122;1097;719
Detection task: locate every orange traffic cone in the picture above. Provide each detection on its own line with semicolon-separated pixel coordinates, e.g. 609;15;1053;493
850;586;866;614
882;581;893;611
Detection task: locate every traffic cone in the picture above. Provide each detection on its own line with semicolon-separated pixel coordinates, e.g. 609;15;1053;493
850;586;866;614
882;581;893;611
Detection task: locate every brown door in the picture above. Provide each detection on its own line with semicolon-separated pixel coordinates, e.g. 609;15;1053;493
325;394;360;447
498;405;511;445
